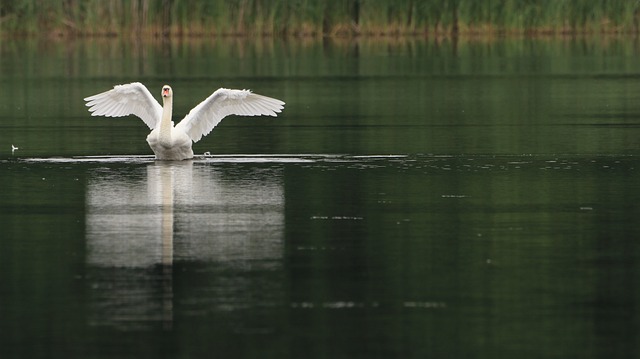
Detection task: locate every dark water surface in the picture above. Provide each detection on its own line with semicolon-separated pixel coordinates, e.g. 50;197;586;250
2;37;640;358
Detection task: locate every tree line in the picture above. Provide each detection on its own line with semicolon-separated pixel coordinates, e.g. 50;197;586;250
1;0;638;37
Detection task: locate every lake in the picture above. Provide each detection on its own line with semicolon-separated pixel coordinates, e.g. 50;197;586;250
1;36;640;358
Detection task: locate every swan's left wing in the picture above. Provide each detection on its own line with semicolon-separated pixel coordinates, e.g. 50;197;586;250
175;88;285;143
84;82;163;130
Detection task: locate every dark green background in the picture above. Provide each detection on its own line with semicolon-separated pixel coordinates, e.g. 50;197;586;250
1;37;640;358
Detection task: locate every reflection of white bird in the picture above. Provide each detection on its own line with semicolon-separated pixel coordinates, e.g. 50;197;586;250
84;83;285;160
11;144;18;153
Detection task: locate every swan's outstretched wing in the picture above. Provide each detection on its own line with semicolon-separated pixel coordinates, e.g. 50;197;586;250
175;88;285;143
84;82;163;130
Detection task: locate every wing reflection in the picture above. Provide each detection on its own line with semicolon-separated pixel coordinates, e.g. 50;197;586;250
85;161;284;330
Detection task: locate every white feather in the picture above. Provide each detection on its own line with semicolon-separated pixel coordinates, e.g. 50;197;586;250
175;88;285;143
84;82;163;130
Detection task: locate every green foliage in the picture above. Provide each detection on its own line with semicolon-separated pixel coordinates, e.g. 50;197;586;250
0;0;639;36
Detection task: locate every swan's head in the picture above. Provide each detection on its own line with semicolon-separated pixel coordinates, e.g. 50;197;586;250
161;85;173;98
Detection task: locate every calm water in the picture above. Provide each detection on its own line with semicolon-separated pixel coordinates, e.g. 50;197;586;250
2;37;640;358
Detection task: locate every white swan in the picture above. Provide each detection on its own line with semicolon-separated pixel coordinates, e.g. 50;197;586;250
84;82;285;160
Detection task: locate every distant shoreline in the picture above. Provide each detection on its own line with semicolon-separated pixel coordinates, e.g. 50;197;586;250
1;1;639;39
3;25;640;39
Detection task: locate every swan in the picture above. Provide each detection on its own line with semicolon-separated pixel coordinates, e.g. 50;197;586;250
84;82;285;160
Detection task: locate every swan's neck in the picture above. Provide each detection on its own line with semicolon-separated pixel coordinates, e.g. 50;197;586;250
160;97;173;146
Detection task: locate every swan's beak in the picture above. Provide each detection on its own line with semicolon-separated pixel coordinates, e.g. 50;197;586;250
162;88;170;97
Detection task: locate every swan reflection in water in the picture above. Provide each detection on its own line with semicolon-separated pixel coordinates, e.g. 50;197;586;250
85;160;284;330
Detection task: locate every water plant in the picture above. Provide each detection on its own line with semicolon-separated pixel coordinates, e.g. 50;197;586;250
0;0;639;36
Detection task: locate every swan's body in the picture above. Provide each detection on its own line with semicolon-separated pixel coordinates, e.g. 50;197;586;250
84;83;285;160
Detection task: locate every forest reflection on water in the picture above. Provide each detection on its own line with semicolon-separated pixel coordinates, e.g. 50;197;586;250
3;149;640;357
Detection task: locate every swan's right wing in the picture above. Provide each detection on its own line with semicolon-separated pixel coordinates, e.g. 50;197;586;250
84;82;163;130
